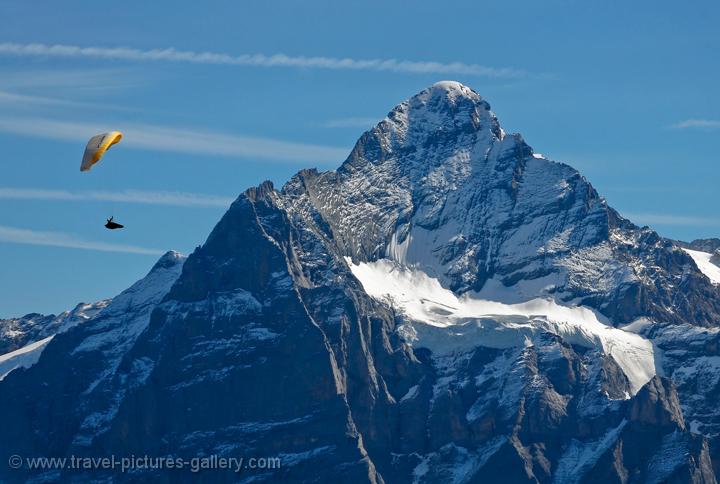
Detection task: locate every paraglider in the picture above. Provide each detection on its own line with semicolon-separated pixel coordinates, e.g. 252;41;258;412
80;131;123;172
80;131;124;228
105;217;124;230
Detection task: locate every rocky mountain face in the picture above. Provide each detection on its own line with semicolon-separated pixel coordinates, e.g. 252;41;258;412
1;82;720;483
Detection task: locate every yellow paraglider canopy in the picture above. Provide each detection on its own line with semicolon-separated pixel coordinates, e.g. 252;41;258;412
80;131;123;172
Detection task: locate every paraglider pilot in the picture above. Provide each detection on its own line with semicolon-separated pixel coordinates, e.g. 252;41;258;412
105;217;124;230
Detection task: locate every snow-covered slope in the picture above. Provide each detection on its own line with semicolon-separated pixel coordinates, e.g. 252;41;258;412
0;335;54;380
683;248;720;284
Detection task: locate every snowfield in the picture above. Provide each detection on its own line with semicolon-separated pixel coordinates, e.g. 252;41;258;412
683;249;720;284
348;258;658;395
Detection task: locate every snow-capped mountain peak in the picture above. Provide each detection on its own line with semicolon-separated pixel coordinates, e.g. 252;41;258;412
2;83;720;483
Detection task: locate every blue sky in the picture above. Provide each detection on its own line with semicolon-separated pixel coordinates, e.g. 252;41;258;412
0;0;718;317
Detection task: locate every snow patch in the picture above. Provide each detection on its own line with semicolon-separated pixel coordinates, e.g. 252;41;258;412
400;384;420;403
277;445;336;467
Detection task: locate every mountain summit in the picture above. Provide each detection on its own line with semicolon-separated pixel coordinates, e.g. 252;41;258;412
288;82;720;326
2;83;720;483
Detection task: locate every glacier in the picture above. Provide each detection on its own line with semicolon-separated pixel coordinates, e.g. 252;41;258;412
348;258;657;395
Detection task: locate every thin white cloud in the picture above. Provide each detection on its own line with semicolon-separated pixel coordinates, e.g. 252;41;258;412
321;117;379;129
0;188;234;208
0;90;79;107
0;68;145;112
0;117;348;164
671;119;720;130
0;90;135;112
0;67;140;92
623;212;720;227
0;225;164;255
0;42;525;79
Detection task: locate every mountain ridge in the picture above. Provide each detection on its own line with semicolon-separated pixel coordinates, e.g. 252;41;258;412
1;82;720;483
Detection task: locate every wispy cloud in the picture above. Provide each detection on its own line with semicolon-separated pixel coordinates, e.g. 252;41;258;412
321;117;379;129
0;117;348;164
602;186;696;194
0;90;136;112
0;90;80;107
0;225;164;255
670;119;720;130
623;212;720;227
0;67;140;92
0;188;234;208
0;68;145;112
0;42;526;79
